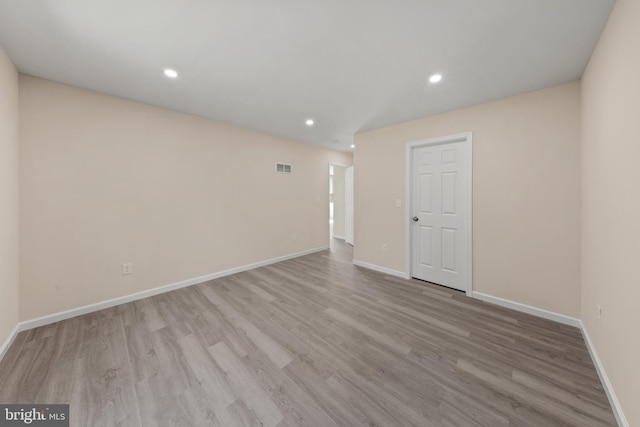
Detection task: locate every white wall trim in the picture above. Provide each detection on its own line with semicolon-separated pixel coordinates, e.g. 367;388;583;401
471;291;581;327
328;161;351;248
17;246;329;333
0;323;20;363
352;259;410;279
405;132;473;296
580;321;629;427
471;292;626;425
3;252;628;425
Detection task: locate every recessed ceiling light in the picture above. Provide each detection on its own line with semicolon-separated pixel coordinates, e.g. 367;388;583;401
164;69;178;78
305;119;315;126
351;144;355;149
429;74;443;83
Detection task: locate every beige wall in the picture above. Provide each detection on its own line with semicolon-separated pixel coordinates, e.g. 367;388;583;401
354;82;581;317
581;0;640;424
19;75;352;321
0;47;19;349
332;165;346;239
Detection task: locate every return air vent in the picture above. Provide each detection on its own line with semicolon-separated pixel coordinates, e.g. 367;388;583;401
276;163;292;174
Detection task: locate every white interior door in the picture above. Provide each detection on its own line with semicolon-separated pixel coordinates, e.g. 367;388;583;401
411;140;470;292
345;166;354;245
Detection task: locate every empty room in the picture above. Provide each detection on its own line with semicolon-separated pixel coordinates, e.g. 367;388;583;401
0;0;638;426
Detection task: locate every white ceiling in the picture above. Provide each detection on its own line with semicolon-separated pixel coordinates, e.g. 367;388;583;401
0;0;613;151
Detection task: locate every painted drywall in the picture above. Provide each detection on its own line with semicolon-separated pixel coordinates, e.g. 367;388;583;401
19;75;352;321
581;0;639;423
354;82;581;317
332;165;346;239
0;46;19;349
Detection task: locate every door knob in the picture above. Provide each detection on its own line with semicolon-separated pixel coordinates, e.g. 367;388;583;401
412;216;419;222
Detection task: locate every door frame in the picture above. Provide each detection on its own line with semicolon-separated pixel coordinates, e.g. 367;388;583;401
344;165;354;246
327;162;353;245
328;162;350;242
405;132;473;296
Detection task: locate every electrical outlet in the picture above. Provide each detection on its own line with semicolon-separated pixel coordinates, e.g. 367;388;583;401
292;234;297;241
597;305;602;323
122;263;133;275
395;199;402;208
381;243;388;253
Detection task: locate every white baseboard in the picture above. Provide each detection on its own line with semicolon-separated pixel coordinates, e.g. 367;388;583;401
471;291;581;327
3;248;628;426
580;321;628;427
18;246;329;333
470;292;627;425
352;259;409;279
332;235;345;240
0;323;20;363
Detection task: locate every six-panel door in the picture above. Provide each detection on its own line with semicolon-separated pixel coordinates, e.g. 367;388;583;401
411;142;468;291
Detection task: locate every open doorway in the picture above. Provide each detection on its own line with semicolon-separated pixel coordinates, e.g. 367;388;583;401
329;164;347;240
329;164;353;246
329;163;354;250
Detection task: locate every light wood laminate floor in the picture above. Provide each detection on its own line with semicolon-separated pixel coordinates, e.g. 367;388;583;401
0;240;616;426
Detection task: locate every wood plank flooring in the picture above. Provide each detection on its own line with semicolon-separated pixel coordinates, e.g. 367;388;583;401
0;239;616;426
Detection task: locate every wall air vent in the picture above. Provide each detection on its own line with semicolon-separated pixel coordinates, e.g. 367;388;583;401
276;163;292;174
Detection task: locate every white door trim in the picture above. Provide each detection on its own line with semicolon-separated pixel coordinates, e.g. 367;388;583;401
405;132;473;295
328;162;351;244
345;165;354;246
